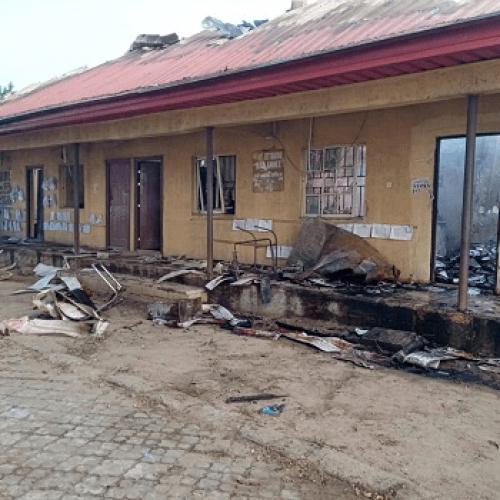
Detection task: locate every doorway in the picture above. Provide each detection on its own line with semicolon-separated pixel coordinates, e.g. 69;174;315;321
26;166;43;240
107;159;131;249
136;158;162;251
433;135;500;291
107;157;162;251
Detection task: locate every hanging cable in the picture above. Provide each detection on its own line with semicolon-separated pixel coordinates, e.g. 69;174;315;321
351;111;368;145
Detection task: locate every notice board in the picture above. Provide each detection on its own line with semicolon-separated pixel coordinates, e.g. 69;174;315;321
253;150;284;193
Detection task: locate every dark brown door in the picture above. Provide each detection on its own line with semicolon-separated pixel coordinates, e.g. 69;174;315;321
138;160;161;250
108;160;131;249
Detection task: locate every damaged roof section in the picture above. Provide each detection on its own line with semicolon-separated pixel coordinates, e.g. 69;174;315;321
2;0;500;128
130;33;180;51
201;17;267;39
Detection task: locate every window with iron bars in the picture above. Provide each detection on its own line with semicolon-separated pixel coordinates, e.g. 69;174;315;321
305;145;366;217
0;170;11;206
195;156;236;215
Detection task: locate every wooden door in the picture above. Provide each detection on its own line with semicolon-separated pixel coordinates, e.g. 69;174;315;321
138;160;161;250
108;160;131;249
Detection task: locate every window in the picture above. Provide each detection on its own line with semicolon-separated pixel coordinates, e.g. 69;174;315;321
306;145;366;217
60;165;84;209
195;156;235;214
0;170;11;206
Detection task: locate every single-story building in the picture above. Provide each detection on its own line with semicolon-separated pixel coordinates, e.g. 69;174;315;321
2;0;500;301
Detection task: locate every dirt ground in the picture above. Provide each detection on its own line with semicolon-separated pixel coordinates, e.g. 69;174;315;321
1;276;500;500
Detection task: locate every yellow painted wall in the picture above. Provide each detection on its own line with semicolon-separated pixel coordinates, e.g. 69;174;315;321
2;63;500;281
1;144;107;248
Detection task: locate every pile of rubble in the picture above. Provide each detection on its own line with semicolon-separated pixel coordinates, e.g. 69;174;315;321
145;296;500;387
0;263;122;337
435;241;497;290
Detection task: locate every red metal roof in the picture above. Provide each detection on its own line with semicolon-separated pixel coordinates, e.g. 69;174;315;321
2;0;500;133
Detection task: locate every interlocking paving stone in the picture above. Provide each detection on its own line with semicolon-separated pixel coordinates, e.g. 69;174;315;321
0;348;357;500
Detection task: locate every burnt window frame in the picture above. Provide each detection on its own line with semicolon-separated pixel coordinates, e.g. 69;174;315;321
195;155;236;215
60;164;84;209
305;144;366;218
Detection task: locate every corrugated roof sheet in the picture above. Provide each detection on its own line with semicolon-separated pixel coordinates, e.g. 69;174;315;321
2;0;500;121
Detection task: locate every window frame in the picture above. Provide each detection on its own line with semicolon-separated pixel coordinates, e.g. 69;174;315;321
0;169;12;206
194;155;236;215
59;164;84;209
304;144;366;219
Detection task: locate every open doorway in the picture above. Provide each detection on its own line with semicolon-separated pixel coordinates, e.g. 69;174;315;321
26;166;43;240
136;158;162;251
433;135;500;291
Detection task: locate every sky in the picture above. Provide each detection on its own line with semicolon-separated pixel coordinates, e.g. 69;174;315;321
0;0;292;91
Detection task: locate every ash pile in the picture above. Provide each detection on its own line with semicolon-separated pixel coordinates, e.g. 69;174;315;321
435;240;497;290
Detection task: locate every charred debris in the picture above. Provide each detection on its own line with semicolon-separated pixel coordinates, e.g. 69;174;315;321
145;300;500;390
0;262;123;338
145;219;500;389
1;219;499;391
129;16;268;53
435;240;497;291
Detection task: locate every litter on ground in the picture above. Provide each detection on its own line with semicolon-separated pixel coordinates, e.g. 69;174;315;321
1;263;121;338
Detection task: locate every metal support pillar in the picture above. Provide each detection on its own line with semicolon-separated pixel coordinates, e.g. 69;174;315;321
73;143;80;256
206;127;214;278
458;94;479;311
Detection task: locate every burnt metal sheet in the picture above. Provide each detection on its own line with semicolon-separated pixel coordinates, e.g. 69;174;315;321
1;0;500;123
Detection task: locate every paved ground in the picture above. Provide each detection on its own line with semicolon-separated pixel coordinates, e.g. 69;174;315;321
0;342;359;500
3;277;500;499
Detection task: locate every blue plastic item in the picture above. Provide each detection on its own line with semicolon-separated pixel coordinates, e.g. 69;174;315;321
259;404;285;416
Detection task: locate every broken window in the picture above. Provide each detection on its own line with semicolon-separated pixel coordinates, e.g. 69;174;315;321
195;156;235;214
60;165;84;209
306;145;366;217
0;170;11;206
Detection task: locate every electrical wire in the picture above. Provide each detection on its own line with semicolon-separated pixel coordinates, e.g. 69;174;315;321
308;117;313;175
272;134;303;173
351;111;368;145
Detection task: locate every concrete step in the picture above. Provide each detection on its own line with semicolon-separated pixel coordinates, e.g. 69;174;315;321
210;281;500;357
78;271;208;303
